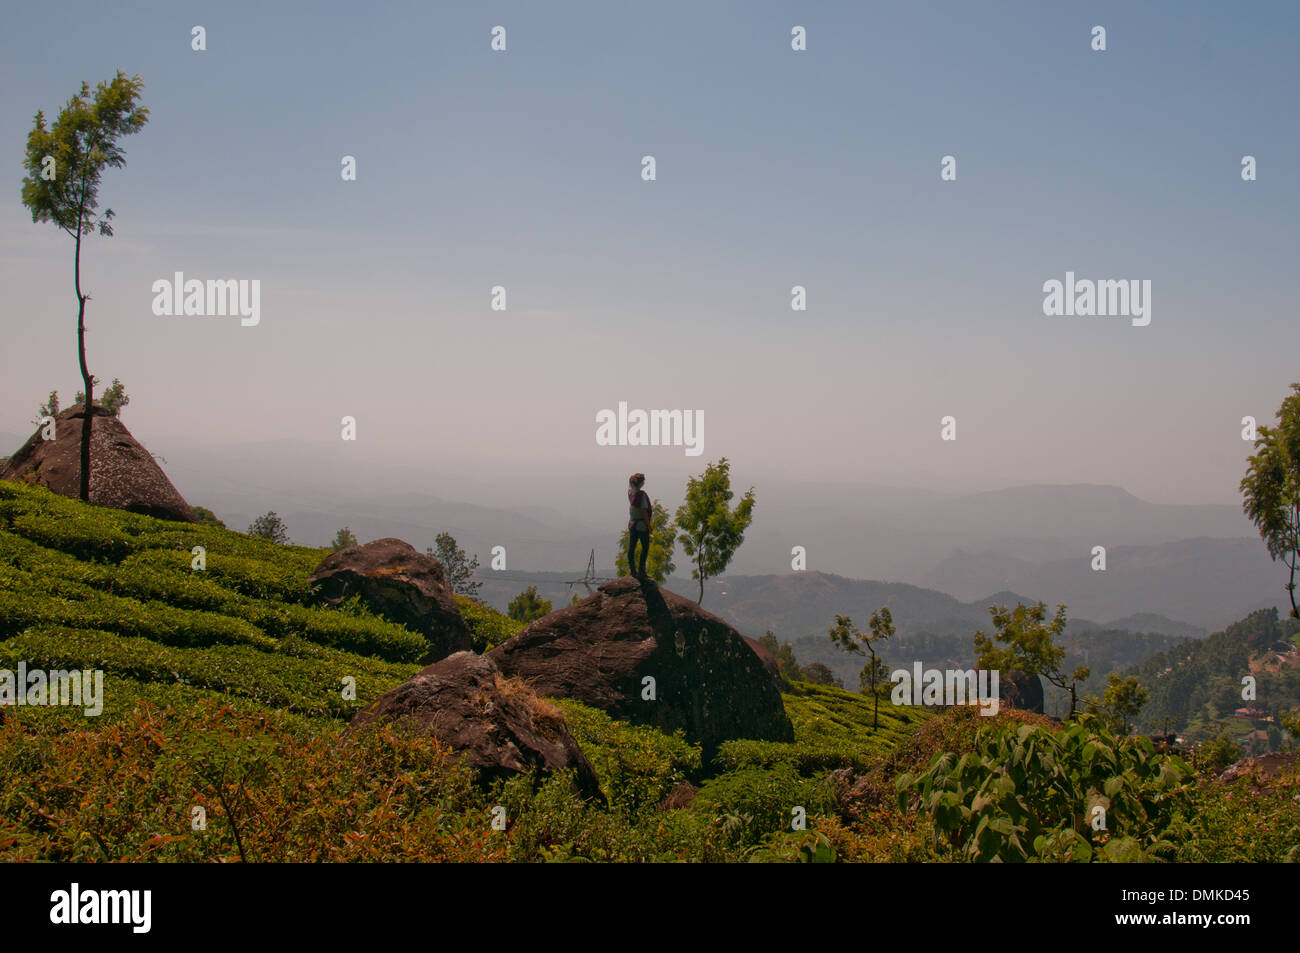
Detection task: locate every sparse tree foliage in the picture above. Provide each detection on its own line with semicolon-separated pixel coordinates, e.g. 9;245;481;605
75;378;129;417
1086;673;1149;735
507;585;552;623
21;71;149;500
428;532;481;598
758;631;804;682
247;511;289;545
829;608;895;729
974;602;1090;718
32;390;60;425
330;527;358;551
798;662;841;688
674;458;756;605
1241;382;1300;618
615;498;678;583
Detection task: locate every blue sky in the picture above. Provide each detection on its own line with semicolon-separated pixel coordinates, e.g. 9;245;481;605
2;0;1297;505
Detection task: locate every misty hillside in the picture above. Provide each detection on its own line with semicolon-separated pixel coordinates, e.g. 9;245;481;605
79;432;1276;630
6;414;1278;634
74;432;1254;564
927;537;1281;629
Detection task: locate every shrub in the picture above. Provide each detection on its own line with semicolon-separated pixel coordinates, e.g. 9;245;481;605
10;511;139;563
0;626;413;719
555;700;701;814
1173;763;1300;862
0;702;494;862
714;738;874;775
1198;734;1244;774
898;714;1195;862
690;764;837;848
456;596;525;653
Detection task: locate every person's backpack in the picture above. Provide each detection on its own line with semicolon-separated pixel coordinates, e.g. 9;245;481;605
628;488;650;530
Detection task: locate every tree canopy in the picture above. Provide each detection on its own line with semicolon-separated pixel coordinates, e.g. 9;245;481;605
1241;382;1300;618
674;458;755;604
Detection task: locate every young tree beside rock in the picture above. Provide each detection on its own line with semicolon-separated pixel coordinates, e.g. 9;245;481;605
507;585;552;623
974;602;1090;718
1085;673;1149;735
248;511;289;544
330;527;358;551
758;631;803;682
76;378;129;417
674;458;755;605
21;71;148;501
427;532;481;599
32;390;60;425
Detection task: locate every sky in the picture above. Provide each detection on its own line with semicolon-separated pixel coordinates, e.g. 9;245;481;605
2;0;1297;509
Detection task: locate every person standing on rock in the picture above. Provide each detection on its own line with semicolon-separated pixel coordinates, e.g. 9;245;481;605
627;473;652;579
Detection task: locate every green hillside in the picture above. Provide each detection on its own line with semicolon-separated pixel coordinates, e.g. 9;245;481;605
1128;608;1300;744
2;480;1296;863
0;481;930;861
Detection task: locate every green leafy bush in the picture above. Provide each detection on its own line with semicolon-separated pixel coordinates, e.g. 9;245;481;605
898;715;1195;862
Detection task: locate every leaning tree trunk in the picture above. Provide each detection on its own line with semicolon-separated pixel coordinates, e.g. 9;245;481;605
73;200;93;502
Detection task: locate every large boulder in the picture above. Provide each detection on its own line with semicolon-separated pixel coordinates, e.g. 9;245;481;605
998;669;1044;714
0;403;194;522
489;576;794;761
308;538;473;662
351;651;602;801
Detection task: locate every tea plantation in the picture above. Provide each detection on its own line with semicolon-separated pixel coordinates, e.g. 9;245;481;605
1;481;1295;862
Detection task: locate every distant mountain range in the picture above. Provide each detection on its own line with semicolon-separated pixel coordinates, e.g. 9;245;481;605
472;569;1207;634
925;537;1280;630
1;430;1282;633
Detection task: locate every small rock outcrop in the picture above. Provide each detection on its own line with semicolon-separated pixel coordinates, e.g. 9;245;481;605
998;669;1044;714
1217;751;1300;787
489;576;794;761
351;651;602;800
308;538;473;662
0;403;194;522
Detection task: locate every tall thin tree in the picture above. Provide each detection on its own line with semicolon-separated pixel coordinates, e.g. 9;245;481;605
21;71;149;500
